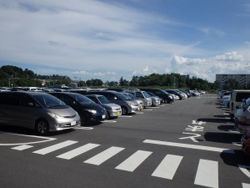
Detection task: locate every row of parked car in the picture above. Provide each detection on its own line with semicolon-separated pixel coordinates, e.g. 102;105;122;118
0;87;205;135
219;89;250;156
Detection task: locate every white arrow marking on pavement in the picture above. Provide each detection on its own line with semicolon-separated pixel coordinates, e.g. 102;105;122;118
179;132;201;143
192;120;206;125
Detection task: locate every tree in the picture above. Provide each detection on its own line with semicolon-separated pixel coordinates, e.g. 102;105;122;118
78;80;86;87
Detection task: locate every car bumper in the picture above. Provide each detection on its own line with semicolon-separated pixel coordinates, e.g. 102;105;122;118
49;115;81;131
108;110;122;117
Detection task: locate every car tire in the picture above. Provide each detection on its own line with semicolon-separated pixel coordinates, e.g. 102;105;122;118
121;106;128;115
81;115;87;126
36;119;49;135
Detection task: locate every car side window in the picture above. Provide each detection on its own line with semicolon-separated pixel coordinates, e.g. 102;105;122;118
19;94;38;107
90;97;99;103
0;93;20;106
136;92;143;98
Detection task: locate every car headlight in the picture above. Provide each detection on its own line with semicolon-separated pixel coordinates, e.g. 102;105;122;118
48;112;61;119
87;109;97;114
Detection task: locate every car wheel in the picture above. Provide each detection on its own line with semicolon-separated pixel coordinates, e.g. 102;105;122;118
121;106;128;115
81;115;87;126
36;120;49;135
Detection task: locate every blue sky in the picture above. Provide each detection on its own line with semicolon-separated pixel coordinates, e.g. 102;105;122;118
0;0;250;82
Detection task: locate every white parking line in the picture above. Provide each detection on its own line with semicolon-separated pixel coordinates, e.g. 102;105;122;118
11;144;33;151
136;112;144;114
115;150;152;172
242;183;250;188
143;139;232;153
0;131;56;146
144;109;153;111
120;115;133;118
152;154;183;180
33;140;78;155
84;146;125;166
194;159;219;188
57;143;100;160
74;127;94;130
239;165;250;178
102;120;117;123
149;107;160;109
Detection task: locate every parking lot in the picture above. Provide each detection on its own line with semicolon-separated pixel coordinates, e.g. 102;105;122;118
0;94;249;188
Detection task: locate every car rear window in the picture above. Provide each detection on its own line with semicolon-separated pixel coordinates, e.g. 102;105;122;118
236;92;250;102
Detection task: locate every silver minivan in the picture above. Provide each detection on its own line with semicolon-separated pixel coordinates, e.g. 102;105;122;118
0;92;80;135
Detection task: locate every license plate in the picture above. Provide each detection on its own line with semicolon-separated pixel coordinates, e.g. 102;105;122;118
116;111;120;115
71;121;76;126
102;115;106;119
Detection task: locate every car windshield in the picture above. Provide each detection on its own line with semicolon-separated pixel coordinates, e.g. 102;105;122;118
147;92;156;97
142;91;151;98
98;96;110;104
236;92;250;102
34;94;66;108
116;93;130;101
71;93;94;105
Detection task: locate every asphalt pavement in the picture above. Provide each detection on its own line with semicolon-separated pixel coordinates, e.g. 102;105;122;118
0;94;249;188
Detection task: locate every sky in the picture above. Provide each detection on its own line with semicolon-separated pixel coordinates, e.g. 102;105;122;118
0;0;250;82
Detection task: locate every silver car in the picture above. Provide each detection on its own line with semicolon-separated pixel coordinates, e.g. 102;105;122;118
0;92;80;135
86;94;122;118
235;97;250;134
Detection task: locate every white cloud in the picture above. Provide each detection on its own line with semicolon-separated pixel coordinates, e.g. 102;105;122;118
215;51;244;61
0;0;203;76
73;70;116;78
199;27;225;37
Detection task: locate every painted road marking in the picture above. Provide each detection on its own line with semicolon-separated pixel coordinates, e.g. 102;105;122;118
102;120;117;123
242;183;250;188
120;115;133;118
11;144;33;151
57;143;100;160
143;139;232;153
74;127;94;130
136;112;144;114
152;154;183;180
115;150;152;172
84;146;124;166
239;165;250;178
194;159;218;188
144;109;153;111
33;140;78;155
0;131;56;146
148;107;160;109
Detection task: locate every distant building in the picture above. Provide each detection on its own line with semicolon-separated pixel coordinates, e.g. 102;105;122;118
216;74;250;89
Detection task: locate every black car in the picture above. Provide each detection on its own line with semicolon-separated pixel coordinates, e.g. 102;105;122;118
50;92;107;125
140;88;174;103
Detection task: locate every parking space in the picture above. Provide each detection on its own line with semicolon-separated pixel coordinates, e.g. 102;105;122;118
0;94;250;188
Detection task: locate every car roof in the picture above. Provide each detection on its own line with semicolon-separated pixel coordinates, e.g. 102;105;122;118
1;91;49;96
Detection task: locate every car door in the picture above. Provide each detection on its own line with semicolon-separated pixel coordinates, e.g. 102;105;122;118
0;92;20;125
17;93;42;128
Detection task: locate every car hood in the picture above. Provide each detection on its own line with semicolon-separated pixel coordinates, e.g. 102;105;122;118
81;103;106;112
48;106;77;117
104;103;121;109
